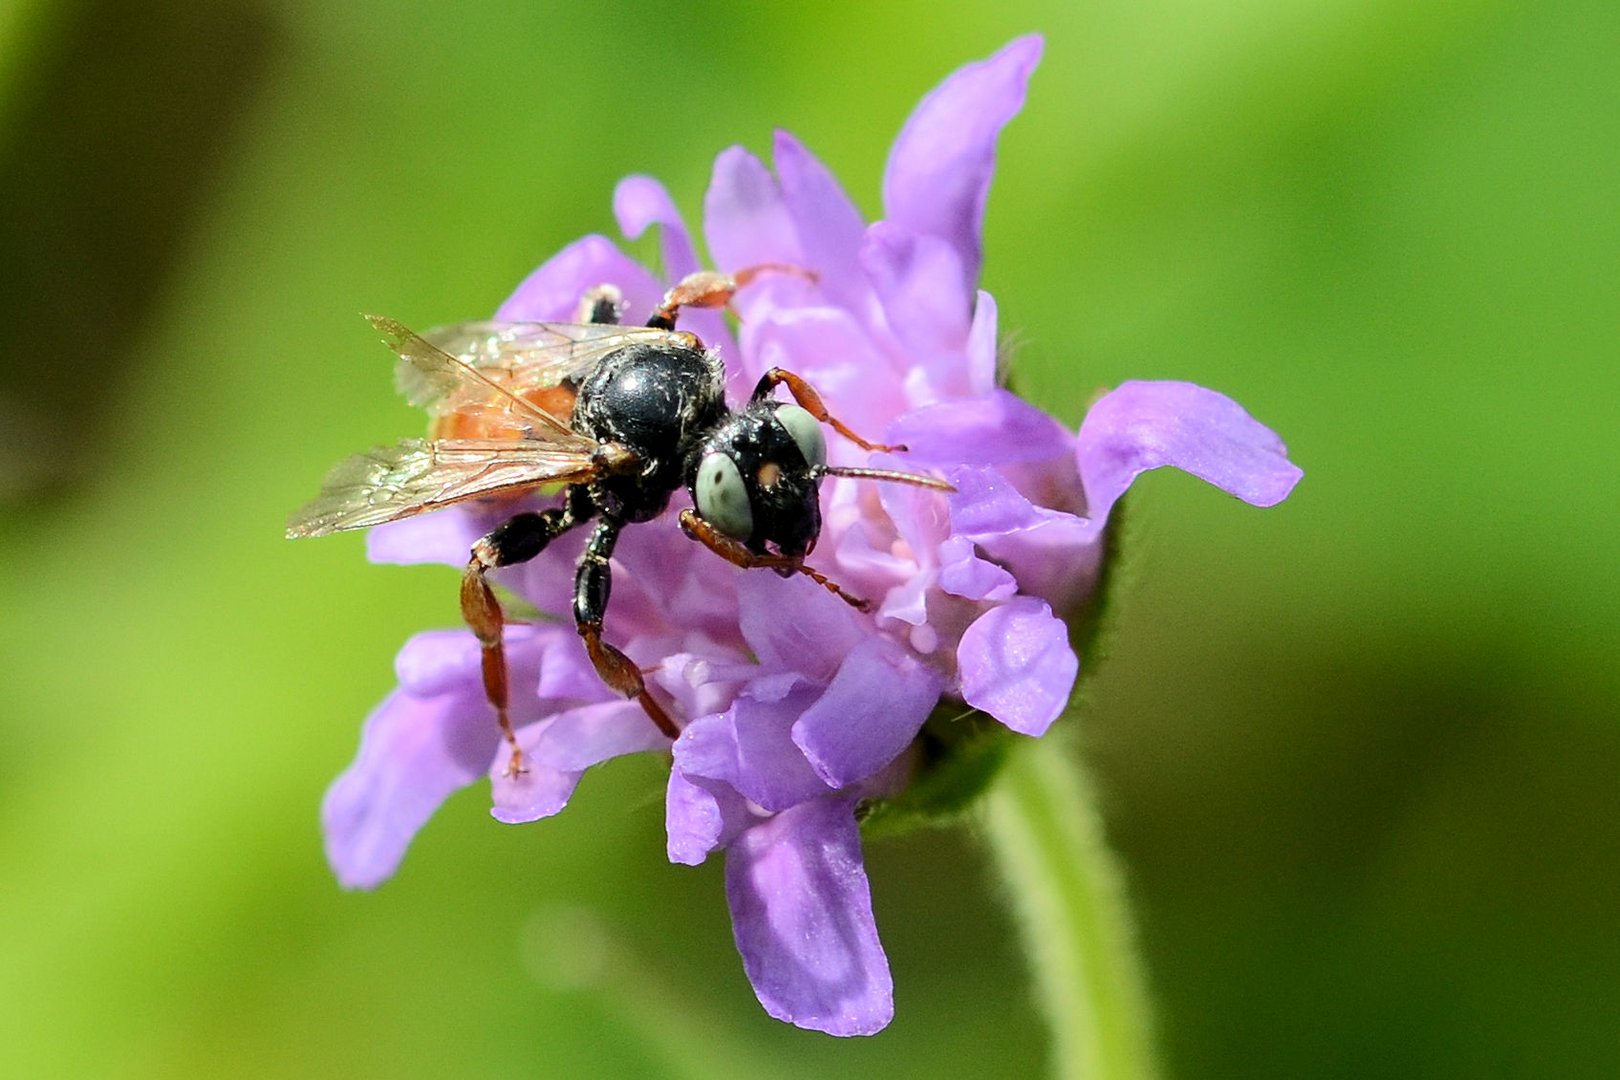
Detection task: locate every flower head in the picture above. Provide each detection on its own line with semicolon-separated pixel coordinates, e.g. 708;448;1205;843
320;35;1301;1036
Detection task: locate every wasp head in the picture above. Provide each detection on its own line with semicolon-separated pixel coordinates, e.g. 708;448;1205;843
689;403;827;560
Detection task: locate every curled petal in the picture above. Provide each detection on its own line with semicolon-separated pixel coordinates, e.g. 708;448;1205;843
666;769;753;866
613;175;700;281
792;635;942;789
882;35;1044;290
674;683;830;813
937;535;1018;602
889;389;1073;468
773;130;875;320
958;596;1077;736
1077;380;1304;526
494;233;664;323
367;507;490;568
725;798;893;1036
859;222;972;364
322;688;497;890
705;145;802;275
736;571;865;683
948;467;1101;609
491;700;663;824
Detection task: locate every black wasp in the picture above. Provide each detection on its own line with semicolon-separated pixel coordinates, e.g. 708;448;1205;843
288;265;950;774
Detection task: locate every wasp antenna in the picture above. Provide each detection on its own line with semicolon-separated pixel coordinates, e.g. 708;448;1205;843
814;465;955;493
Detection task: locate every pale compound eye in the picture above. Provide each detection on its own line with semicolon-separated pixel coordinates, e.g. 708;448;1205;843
775;404;826;469
695;451;754;539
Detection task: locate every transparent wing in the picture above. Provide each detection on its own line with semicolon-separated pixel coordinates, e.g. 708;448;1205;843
418;320;700;400
286;437;599;538
365;314;592;447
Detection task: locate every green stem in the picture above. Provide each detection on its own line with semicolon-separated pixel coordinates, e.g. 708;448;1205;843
982;736;1160;1080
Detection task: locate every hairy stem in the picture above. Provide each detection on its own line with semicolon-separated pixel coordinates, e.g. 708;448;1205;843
982;736;1160;1080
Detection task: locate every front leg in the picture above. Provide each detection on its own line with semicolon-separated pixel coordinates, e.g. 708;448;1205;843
678;508;870;612
646;263;815;329
573;518;680;740
751;367;903;453
463;489;593;776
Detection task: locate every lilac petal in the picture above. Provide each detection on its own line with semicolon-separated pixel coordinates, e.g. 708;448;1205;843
736;571;865;683
859;222;972;360
613;175;700;281
882;35;1044;290
666;769;753;866
494;233;665;324
488;755;582;825
367;508;488;568
773;131;876;320
958;596;1077;737
674;684;831;812
613;174;735;366
725;798;893;1036
650;650;756;721
704;145;801;273
948;466;1101;609
490;700;663;824
529;699;667;771
535;631;609;703
394;627;487;697
889;390;1073;468
792;635;942;789
321;687;496;889
1077;380;1303;525
937;535;1018;601
966;290;999;396
740;304;905;436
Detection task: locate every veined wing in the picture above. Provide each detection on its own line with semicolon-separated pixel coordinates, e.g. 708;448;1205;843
365;314;592;447
419;320;701;400
286;438;598;538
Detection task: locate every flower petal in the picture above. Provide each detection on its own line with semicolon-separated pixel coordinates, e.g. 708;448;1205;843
792;634;941;789
881;35;1043;290
494;233;664;324
666;769;752;866
613;175;700;280
613;174;735;371
957;596;1077;736
725;798;893;1036
736;571;865;683
948;466;1101;610
490;699;663;824
937;535;1018;601
674;682;831;812
773;130;876;321
1076;380;1304;526
704;145;801;274
859;222;971;363
366;507;490;568
889;389;1073;468
321;687;496;890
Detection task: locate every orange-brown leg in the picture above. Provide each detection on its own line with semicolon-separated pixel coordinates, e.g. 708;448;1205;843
574;518;680;739
464;500;590;776
647;263;816;329
751;367;904;453
678;508;871;612
462;551;526;776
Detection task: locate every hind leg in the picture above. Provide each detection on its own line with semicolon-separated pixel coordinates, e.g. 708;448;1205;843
463;489;593;775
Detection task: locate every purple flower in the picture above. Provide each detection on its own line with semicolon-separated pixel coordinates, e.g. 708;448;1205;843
320;35;1301;1036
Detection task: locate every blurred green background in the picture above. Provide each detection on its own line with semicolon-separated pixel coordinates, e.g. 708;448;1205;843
1;1;1615;1076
